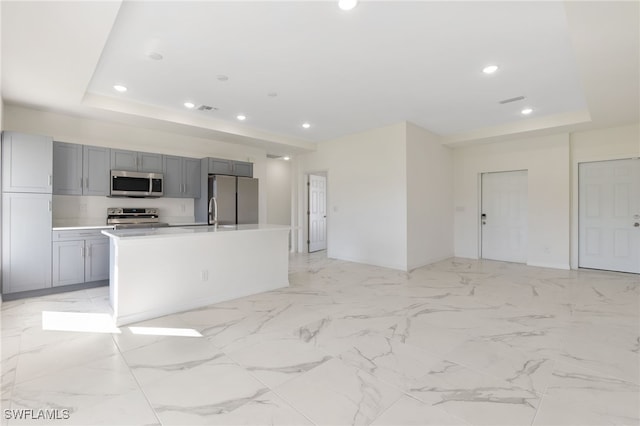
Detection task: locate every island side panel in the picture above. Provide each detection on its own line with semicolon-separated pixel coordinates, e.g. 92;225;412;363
112;229;289;326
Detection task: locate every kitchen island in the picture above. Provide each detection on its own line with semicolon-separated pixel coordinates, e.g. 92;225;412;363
102;224;290;326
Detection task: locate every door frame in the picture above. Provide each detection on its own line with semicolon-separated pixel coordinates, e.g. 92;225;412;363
303;170;328;254
479;169;529;262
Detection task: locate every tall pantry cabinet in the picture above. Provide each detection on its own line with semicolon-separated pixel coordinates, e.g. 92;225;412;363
1;131;53;293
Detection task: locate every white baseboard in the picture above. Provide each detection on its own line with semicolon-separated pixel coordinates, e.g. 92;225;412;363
526;261;571;270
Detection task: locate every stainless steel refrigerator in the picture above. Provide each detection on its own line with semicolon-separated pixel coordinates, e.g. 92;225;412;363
207;175;259;225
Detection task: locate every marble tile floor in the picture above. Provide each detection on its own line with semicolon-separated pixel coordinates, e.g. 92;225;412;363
1;253;638;425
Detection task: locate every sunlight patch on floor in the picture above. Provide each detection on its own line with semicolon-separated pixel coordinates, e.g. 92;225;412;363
42;311;121;334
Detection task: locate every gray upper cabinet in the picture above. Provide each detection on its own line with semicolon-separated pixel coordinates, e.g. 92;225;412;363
111;149;163;173
139;152;163;173
53;143;110;196
2;131;53;193
53;142;83;195
111;149;138;171
162;155;183;198
233;161;253;178
2;192;52;293
209;158;233;175
207;157;253;178
184;158;201;198
83;145;110;196
163;155;201;198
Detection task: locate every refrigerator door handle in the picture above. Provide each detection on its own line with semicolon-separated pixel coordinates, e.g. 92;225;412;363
208;197;218;225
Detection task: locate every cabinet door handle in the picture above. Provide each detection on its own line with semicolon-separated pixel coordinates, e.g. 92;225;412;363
86;178;89;189
48;175;52;186
80;178;83;189
48;201;52;212
80;247;85;258
87;246;92;257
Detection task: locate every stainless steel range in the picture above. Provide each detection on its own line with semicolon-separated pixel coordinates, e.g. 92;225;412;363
107;208;169;229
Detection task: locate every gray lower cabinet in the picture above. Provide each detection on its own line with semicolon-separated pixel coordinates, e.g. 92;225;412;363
163;155;201;198
2;131;53;193
53;142;110;196
52;240;85;286
111;149;163;173
2;192;52;293
52;230;110;287
85;238;110;282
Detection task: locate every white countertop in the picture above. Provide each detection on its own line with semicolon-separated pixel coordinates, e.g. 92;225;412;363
102;224;290;240
53;225;115;231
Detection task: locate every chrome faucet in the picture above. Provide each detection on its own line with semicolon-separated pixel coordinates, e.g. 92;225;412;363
208;197;218;227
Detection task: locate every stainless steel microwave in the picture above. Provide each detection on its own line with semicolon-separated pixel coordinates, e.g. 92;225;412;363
110;170;163;197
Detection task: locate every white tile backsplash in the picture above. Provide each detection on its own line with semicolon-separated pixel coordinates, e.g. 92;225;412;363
52;195;195;227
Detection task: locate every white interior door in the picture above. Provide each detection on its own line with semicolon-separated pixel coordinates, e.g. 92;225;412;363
579;159;640;274
308;174;327;252
481;170;528;263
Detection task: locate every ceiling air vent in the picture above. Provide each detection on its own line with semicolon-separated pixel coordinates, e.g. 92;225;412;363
499;96;526;105
197;105;218;111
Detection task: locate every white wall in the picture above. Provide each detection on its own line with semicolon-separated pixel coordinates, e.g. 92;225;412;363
569;123;640;268
297;123;408;270
406;123;454;270
4;105;271;224
265;158;292;225
453;133;571;269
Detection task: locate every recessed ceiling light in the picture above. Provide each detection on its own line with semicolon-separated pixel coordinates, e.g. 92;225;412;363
521;107;533;115
184;102;195;109
482;65;499;74
148;52;163;61
283;156;291;161
267;92;278;98
113;85;127;92
237;114;246;121
217;75;229;82
338;0;358;11
302;122;311;129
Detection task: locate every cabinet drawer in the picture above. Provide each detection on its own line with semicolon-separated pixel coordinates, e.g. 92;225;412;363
53;229;110;241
